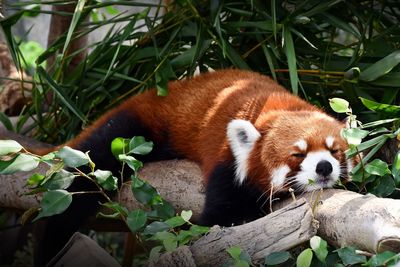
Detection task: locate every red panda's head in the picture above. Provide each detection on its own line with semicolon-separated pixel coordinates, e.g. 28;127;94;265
227;111;359;193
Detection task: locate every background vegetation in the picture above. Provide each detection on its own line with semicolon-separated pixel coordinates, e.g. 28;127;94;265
1;0;399;138
1;0;400;266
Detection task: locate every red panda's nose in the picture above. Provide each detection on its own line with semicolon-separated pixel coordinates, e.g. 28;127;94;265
316;160;333;176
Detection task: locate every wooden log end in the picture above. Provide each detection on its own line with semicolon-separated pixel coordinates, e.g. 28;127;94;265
378;238;400;253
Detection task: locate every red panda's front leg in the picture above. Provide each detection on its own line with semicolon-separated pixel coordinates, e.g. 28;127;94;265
199;162;266;226
199;119;266;226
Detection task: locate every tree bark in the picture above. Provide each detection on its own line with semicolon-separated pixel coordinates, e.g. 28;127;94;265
149;199;318;267
274;190;400;253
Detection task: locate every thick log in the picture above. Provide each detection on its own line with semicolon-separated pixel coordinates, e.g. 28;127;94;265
274;189;400;253
190;199;317;266
150;199;317;267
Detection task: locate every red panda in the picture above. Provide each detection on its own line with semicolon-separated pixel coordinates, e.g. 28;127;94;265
32;69;356;264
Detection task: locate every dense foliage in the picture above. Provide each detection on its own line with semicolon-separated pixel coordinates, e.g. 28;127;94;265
1;0;399;138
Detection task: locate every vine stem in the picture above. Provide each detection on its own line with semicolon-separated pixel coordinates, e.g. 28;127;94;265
75;168;113;202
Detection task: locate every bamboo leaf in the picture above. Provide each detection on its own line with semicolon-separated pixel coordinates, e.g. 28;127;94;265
360;97;400;116
283;26;298;95
37;66;86;122
61;0;87;56
360;50;400;82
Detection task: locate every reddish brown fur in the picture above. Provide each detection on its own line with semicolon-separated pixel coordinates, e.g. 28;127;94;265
35;69;349;186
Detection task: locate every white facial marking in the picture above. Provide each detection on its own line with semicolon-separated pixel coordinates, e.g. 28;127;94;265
326;136;335;148
294;139;308;151
294;150;341;191
271;165;291;187
227;119;261;184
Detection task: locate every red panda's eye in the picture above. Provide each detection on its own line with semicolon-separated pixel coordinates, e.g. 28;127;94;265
330;149;339;154
292;153;306;158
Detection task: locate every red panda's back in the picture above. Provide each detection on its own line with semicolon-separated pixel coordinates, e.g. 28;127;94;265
122;70;286;164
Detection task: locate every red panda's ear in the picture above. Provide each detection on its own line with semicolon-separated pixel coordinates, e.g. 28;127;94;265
227;120;261;184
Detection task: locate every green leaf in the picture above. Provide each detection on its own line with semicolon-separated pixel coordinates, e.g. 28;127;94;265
127;209;147;233
181;210;192;222
151;231;176;241
143;221;170;236
155;60;175;96
92;169;118;191
233;260;250;267
296;248;313;267
189;225;210;236
111;137;130;158
34;190;72;221
361;118;399;129
283;26;299;95
322;13;360;38
310;236;328;263
368;72;400;87
346;135;388;158
149;246;163;261
0;112;14;131
0;140;23;156
27;173;45;186
165;216;186;228
371;175;396;197
367;251;397;267
392;151;400;186
0;154;39;174
131;176;160;206
43;170;75;190
101;202;128;217
41;152;56;162
223;42;250;70
359;97;400;116
163;236;178;252
336;247;366;265
56;146;89;168
128;136;153;155
227;246;242;260
264;251;291;265
364;159;391;176
176;230;193;245
119;154;143;172
61;0;87;56
359;50;400;82
341;128;369;146
148;201;175;220
37;66;86;122
329;98;351;113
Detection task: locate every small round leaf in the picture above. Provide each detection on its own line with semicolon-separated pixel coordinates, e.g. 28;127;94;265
34;190;72;221
0;140;23;156
296;248;313;267
329;98;350;113
56;146;89;168
127;209;147;233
